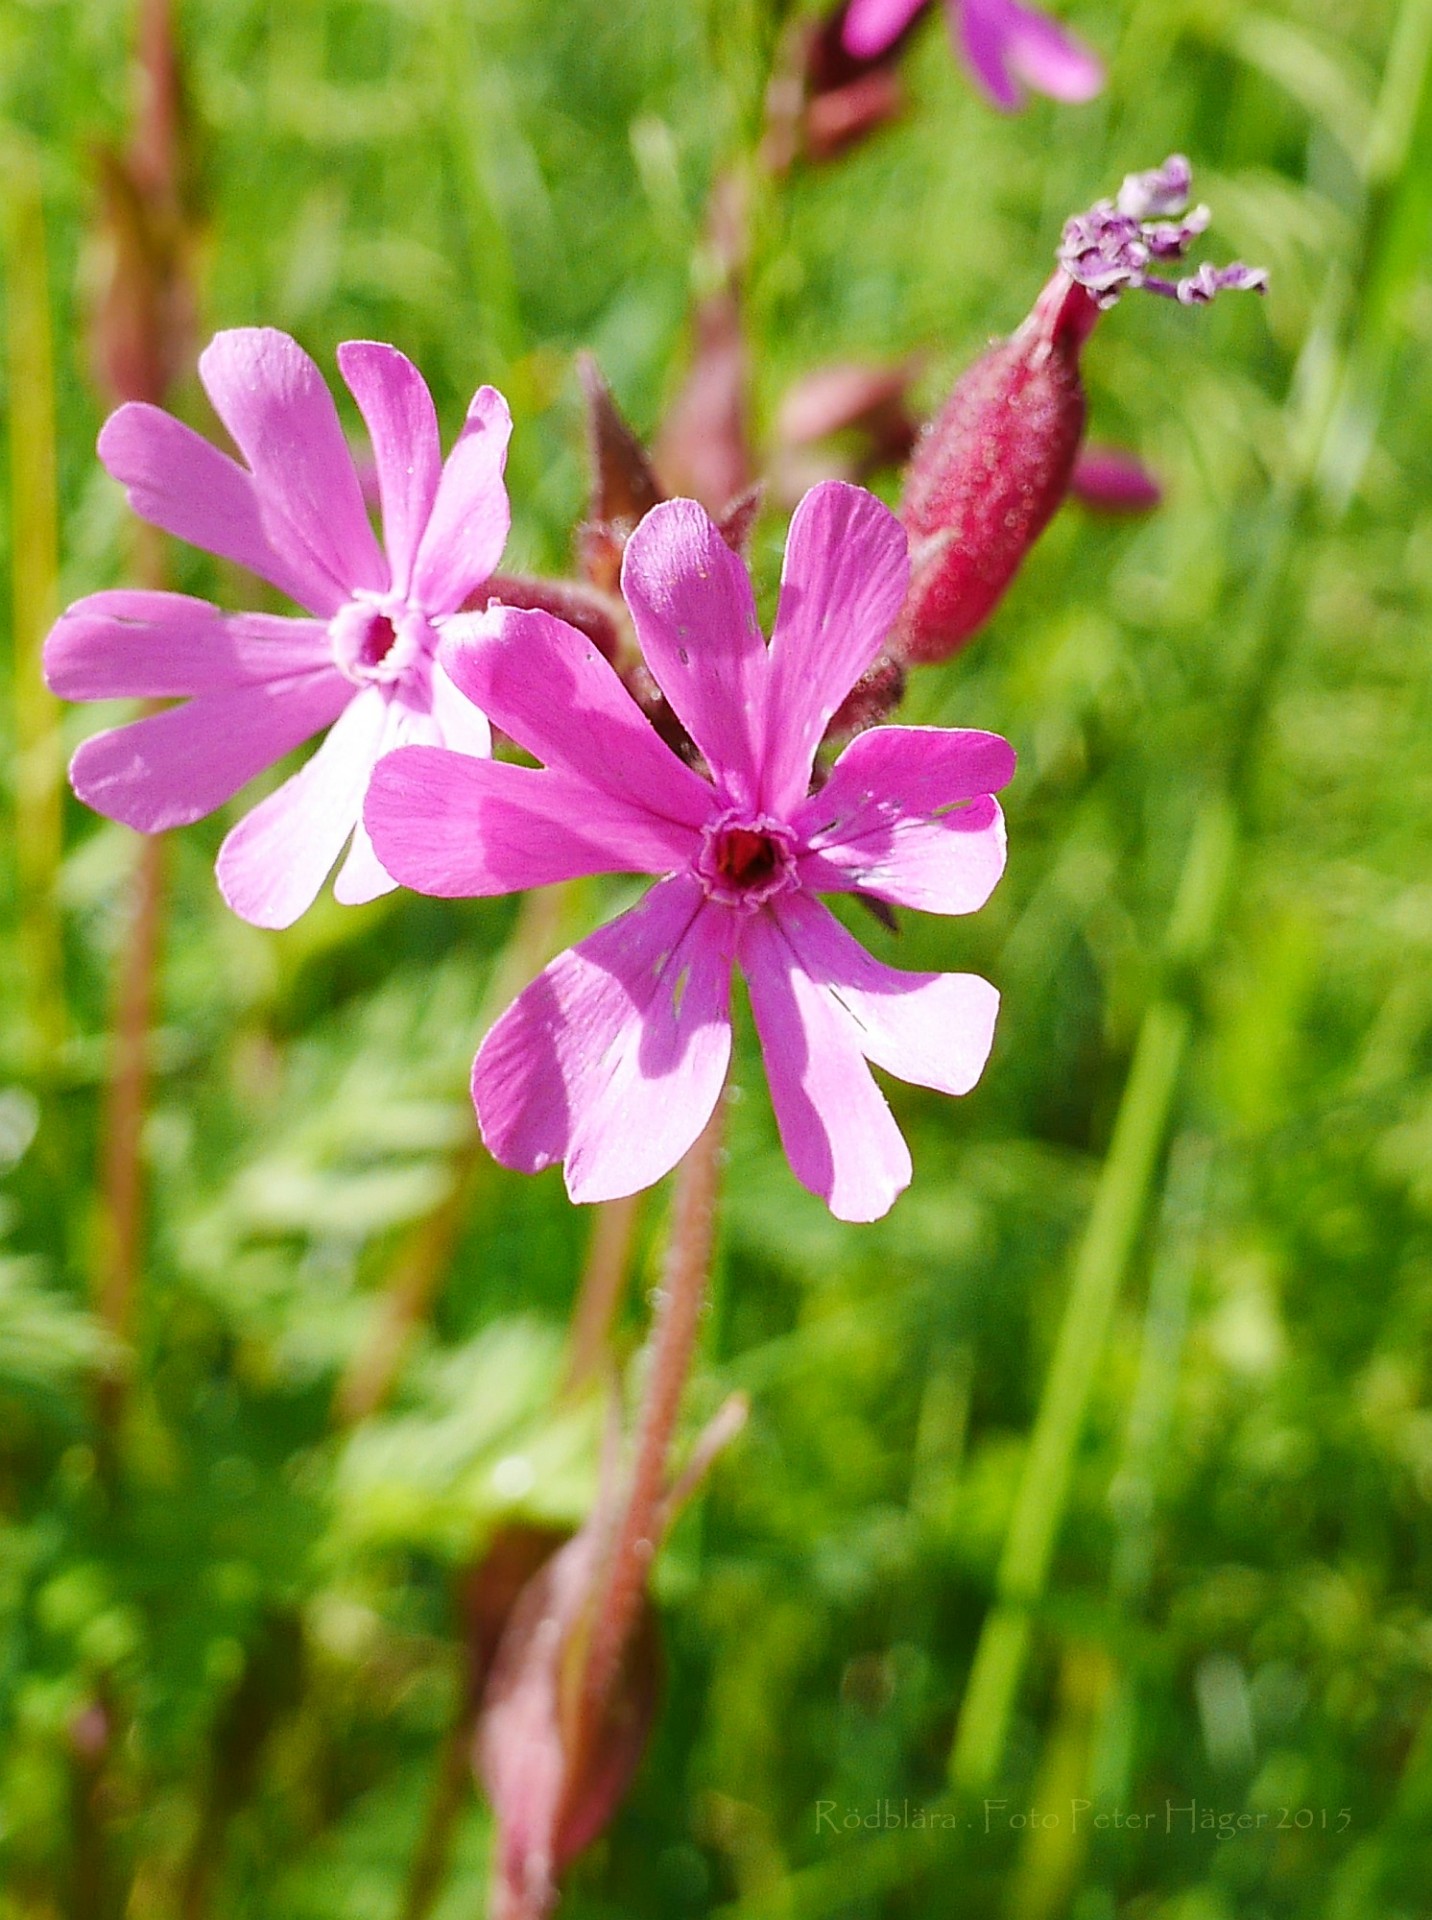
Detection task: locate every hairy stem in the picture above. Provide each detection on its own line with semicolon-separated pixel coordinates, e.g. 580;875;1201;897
568;1094;726;1770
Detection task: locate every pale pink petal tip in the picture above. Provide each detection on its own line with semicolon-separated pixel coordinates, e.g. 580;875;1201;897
216;687;390;929
841;0;929;61
959;0;1103;112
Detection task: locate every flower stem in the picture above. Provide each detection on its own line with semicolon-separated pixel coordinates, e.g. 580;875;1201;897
4;142;66;1073
569;1092;727;1767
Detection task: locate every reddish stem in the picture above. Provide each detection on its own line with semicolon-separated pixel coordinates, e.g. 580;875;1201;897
566;1095;726;1772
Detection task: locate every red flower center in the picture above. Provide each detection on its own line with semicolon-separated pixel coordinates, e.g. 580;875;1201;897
329;598;435;688
696;811;799;911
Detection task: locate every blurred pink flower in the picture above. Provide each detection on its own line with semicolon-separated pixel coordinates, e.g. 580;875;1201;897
1070;445;1163;513
45;328;510;927
842;0;1102;110
367;482;1014;1223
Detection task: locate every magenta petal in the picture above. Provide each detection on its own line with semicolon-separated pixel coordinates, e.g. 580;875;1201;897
742;908;911;1223
97;404;336;613
957;0;1101;109
410;385;512;613
1003;0;1103;100
216;685;391;928
473;874;734;1204
338;342;442;600
794;725;1012;914
366;748;699;898
843;0;929;58
440;608;713;830
45;591;331;699
69;671;351;833
621;498;769;809
776;893;999;1096
762;482;909;814
199;328;388;606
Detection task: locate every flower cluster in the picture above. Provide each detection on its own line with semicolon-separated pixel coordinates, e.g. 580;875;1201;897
47;349;1014;1221
843;0;1103;112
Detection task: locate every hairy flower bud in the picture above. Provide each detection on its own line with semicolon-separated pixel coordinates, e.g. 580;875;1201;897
893;155;1265;665
893;274;1093;665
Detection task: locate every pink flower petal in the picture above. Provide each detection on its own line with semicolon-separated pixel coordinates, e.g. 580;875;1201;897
410;385;512;613
97;404;337;614
957;0;1102;110
428;656;494;759
794;725;1012;913
365;747;699;899
1002;0;1103;100
199;328;388;607
440;607;713;831
331;816;398;907
775;892;999;1096
761;482;909;814
621;498;768;809
331;695;435;907
337;342;442;600
473;874;735;1205
68;670;351;833
45;591;331;698
842;0;928;60
742;907;912;1222
216;685;391;928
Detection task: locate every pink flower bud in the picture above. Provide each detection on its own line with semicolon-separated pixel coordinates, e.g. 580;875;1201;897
893;273;1094;665
476;1528;661;1920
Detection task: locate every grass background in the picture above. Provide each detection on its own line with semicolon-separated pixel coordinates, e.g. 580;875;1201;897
4;0;1432;1915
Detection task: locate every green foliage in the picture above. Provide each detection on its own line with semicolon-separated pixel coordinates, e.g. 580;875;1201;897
4;0;1432;1915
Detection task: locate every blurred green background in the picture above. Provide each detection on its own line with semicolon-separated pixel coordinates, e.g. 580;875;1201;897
4;0;1432;1915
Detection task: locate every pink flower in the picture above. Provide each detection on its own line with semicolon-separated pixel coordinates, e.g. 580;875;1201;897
842;0;1103;111
44;328;511;927
366;482;1014;1223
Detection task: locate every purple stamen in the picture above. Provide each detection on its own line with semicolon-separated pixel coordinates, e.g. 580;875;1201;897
1058;155;1267;311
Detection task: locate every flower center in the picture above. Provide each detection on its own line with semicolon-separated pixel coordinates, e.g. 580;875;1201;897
329;597;436;688
695;810;799;911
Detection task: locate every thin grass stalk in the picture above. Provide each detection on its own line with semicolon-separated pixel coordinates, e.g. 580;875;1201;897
4;143;66;1070
560;1191;645;1397
950;0;1432;1794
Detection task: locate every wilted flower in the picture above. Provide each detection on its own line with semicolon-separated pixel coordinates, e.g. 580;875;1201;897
894;156;1265;664
45;329;510;927
477;1524;661;1920
1058;155;1269;307
843;0;1103;112
367;482;1013;1223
